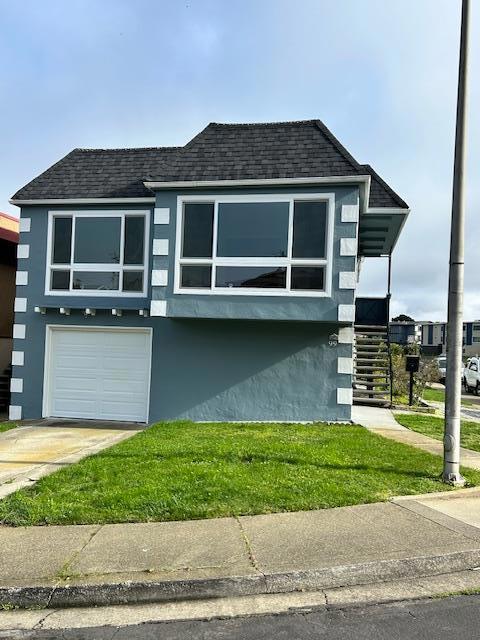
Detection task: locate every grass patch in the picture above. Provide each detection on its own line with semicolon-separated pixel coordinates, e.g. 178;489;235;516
422;386;476;407
1;421;479;527
0;422;16;434
395;413;480;452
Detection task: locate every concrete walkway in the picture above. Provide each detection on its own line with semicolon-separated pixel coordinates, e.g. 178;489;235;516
352;405;480;471
0;420;143;499
3;493;480;609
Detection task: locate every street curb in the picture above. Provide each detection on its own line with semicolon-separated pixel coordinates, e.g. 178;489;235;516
2;548;480;609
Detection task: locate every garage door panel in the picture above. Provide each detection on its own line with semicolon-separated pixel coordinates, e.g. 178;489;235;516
46;328;151;422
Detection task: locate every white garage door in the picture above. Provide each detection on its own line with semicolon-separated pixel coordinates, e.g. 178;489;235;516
45;328;151;422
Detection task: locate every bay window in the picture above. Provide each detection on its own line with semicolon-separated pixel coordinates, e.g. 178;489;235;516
46;210;149;296
175;195;333;296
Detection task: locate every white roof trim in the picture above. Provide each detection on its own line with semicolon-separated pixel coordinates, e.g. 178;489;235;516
9;197;155;206
144;175;372;190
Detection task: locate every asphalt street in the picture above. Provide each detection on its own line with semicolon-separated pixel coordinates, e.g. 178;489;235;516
6;594;480;640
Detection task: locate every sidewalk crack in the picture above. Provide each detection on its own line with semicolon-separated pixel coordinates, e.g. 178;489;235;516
234;516;264;576
56;525;103;580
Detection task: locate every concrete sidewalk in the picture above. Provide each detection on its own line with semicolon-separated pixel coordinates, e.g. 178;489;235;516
3;492;480;609
352;405;480;471
0;420;143;499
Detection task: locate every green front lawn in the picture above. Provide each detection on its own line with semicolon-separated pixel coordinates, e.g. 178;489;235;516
1;421;479;527
395;413;480;452
422;386;476;407
0;422;16;434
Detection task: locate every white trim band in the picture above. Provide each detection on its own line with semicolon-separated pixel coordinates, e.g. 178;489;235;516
11;197;155;206
151;269;168;287
338;304;355;322
10;378;23;393
13;324;26;339
337;388;353;405
145;175;371;190
153;239;169;256
154;208;170;225
14;298;27;313
12;351;24;366
9;405;22;420
150;300;167;317
16;271;28;286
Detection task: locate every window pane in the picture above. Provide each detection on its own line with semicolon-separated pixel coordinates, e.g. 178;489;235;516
51;270;70;290
72;271;119;291
122;271;143;292
216;266;286;289
181;265;212;288
182;203;214;258
74;217;121;264
291;266;325;291
217;202;289;257
124;216;145;265
292;201;327;259
52;217;72;264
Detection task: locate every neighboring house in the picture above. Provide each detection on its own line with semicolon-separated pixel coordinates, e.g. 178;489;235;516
0;212;19;412
9;119;409;423
389;321;421;346
419;321;480;358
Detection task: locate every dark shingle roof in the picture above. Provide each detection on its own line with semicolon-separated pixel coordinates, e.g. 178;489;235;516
12;120;408;209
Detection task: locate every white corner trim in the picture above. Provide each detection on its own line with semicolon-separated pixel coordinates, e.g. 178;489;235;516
339;272;356;289
19;217;31;232
12;351;24;366
151;269;168;287
340;238;357;257
17;244;30;259
10;378;23;393
13;324;26;339
337;388;353;405
154;208;170;225
341;204;359;223
9;405;22;420
153;239;169;256
338;326;354;344
16;271;29;286
337;357;354;375
338;304;356;322
150;300;167;317
14;297;27;313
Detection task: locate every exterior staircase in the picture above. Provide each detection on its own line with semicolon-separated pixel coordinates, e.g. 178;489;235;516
0;364;11;413
353;325;392;407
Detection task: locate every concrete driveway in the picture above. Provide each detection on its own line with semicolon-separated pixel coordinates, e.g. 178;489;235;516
0;419;144;499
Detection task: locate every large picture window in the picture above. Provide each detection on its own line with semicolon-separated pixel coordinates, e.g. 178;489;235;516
46;210;149;296
175;194;333;296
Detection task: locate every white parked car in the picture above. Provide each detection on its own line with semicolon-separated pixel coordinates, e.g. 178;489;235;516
464;357;480;395
436;356;447;385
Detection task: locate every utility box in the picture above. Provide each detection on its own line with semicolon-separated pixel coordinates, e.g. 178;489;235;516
405;355;420;373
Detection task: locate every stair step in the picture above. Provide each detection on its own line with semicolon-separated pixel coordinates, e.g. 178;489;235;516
354;389;390;396
353;397;390;406
353;372;389;378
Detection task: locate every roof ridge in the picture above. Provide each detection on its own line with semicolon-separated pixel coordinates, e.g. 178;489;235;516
208;119;321;128
313;120;363;174
73;146;182;152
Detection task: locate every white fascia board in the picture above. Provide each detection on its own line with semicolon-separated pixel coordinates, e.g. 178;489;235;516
144;175;371;190
10;197;155;206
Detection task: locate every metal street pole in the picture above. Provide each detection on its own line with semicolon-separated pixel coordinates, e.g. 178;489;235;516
443;0;470;485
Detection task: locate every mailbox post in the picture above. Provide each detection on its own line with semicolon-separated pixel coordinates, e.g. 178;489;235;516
405;355;420;406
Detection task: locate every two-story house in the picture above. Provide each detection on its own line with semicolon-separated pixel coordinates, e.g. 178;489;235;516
8;120;409;424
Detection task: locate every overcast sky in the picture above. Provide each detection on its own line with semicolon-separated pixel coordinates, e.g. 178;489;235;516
1;0;478;321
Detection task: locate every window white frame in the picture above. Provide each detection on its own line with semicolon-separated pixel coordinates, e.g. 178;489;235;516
45;210;150;297
174;193;335;297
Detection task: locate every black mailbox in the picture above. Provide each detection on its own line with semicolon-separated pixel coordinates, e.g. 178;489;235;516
406;355;420;373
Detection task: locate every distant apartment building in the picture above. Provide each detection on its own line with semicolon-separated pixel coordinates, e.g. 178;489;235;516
389;320;480;357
